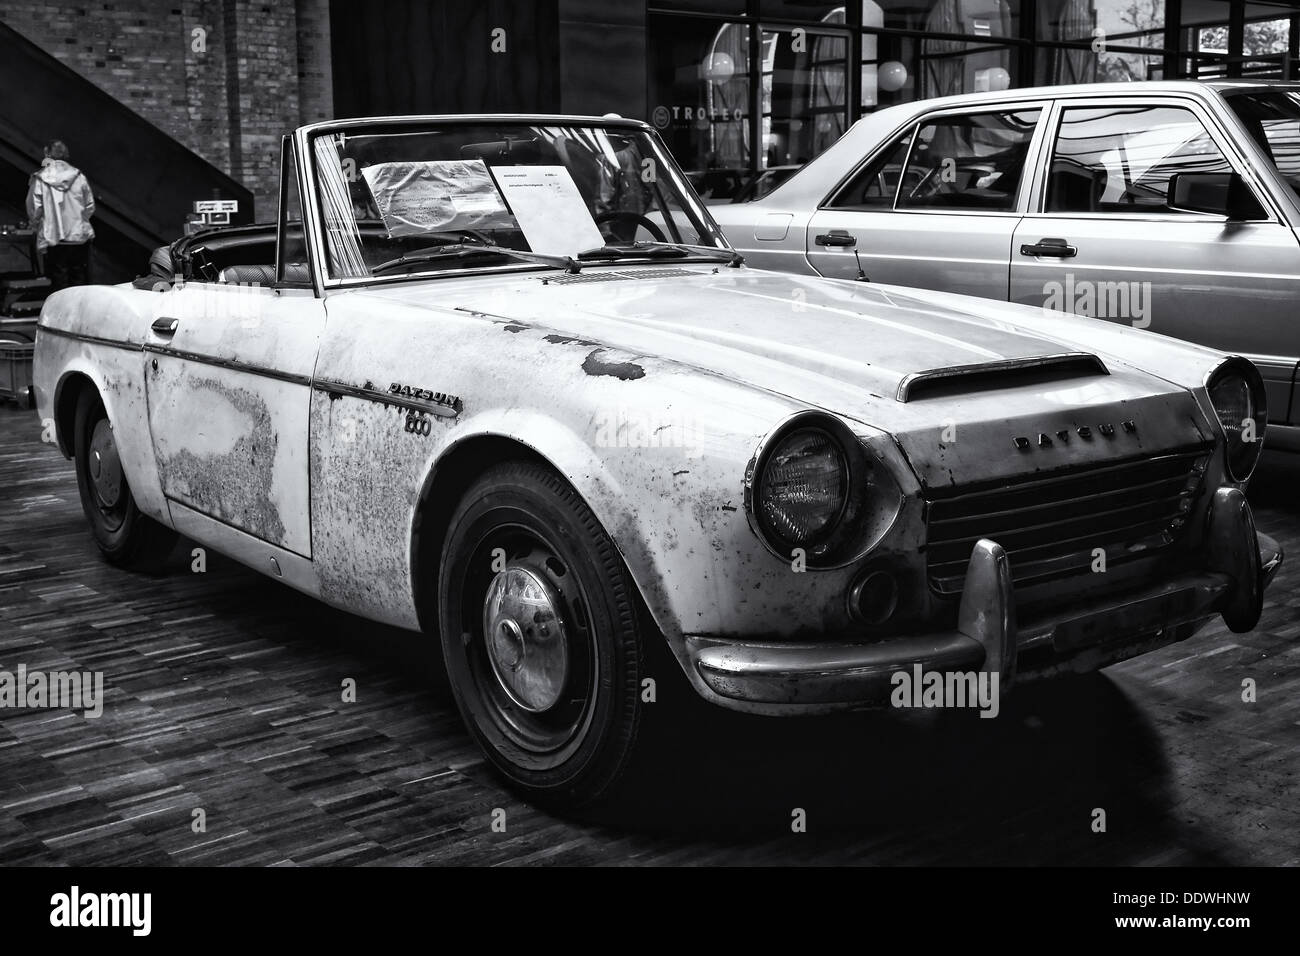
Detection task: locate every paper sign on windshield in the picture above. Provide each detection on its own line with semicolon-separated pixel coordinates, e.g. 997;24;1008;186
493;165;605;258
361;159;515;237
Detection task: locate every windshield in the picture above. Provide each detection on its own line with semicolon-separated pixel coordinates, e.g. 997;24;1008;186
1224;90;1300;198
308;121;727;280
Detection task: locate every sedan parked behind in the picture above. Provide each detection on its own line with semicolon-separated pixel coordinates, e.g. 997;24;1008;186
710;81;1300;449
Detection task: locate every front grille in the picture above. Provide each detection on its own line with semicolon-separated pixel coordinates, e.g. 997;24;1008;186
925;447;1211;597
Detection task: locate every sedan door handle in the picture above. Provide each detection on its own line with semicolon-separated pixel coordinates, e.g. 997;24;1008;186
815;230;857;248
1020;237;1077;258
151;316;180;337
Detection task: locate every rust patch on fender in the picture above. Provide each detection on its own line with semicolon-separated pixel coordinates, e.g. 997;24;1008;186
691;491;740;532
156;377;286;544
546;333;601;348
582;348;645;381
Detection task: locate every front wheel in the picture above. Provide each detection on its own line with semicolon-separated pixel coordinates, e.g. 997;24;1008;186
72;388;177;569
438;461;646;807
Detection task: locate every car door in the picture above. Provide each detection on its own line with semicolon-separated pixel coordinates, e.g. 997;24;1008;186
143;141;323;556
805;103;1046;298
1010;96;1300;425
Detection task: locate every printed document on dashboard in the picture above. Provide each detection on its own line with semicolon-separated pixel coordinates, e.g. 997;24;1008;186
493;165;604;258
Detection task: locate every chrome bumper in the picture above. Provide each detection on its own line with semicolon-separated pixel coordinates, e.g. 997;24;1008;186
686;488;1281;713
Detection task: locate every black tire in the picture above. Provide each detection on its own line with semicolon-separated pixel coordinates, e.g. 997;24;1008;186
72;388;176;569
438;461;645;807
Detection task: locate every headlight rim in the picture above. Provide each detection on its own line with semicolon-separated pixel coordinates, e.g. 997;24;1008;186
743;410;899;569
753;425;851;555
1206;356;1266;483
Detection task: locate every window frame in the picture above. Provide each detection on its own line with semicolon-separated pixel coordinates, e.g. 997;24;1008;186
296;118;730;292
823;126;917;210
275;135;317;291
819;100;1050;217
1024;93;1280;224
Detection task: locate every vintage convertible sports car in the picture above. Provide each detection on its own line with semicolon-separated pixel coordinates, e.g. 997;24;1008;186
710;81;1300;448
35;113;1281;806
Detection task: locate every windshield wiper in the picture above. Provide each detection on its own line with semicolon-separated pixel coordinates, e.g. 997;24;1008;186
371;243;580;276
576;241;743;267
576;244;684;261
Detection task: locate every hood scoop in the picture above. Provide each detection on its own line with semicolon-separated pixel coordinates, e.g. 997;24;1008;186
544;268;702;285
896;353;1109;403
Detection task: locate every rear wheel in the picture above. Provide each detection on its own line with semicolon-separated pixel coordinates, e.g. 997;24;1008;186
72;388;176;569
438;461;645;807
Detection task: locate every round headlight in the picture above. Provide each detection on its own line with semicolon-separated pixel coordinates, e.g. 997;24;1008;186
1208;359;1266;481
755;427;848;552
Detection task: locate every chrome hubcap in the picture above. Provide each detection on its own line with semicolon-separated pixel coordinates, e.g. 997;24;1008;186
88;420;122;508
482;564;569;712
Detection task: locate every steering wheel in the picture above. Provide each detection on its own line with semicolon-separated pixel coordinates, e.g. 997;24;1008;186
594;211;666;243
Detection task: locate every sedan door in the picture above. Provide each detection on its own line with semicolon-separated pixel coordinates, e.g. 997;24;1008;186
1010;97;1300;425
805;104;1046;298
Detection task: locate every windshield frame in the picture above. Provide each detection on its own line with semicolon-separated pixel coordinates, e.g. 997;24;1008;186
295;115;732;292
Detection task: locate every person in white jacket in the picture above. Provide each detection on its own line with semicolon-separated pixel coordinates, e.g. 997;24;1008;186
25;140;95;291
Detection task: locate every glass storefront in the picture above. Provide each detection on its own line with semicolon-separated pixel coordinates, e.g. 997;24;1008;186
648;0;1300;199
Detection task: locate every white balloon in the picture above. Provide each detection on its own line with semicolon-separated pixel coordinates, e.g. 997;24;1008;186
879;60;908;92
987;67;1011;91
703;52;736;82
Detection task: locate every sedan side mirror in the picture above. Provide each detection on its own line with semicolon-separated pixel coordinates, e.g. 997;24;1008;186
1167;171;1267;220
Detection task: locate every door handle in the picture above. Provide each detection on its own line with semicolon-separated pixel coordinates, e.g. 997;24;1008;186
815;230;857;247
1020;237;1077;258
151;316;180;337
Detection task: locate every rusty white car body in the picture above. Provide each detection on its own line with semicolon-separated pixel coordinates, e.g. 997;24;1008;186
34;114;1281;806
711;81;1300;450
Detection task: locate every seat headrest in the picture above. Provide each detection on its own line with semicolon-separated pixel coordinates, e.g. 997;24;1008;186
218;263;310;285
219;264;277;285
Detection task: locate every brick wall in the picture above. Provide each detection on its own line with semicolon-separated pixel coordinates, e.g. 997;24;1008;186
184;0;234;175
226;0;301;215
295;0;332;126
0;0;333;221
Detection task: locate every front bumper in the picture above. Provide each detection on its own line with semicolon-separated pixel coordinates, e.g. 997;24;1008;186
686;488;1281;714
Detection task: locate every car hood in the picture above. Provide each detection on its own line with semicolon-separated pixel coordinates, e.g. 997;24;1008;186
362;265;1188;404
352;265;1216;489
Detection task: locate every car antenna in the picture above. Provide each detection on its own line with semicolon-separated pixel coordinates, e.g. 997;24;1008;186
852;248;869;282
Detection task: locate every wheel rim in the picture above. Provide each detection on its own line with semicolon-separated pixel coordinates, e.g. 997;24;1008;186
459;524;598;761
483;565;570;713
88;419;124;511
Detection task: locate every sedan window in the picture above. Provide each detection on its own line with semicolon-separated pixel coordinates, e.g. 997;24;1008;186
827;130;915;209
894;109;1040;212
1046;106;1236;214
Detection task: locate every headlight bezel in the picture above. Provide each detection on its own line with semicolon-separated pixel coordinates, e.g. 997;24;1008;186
1206;357;1266;483
743;411;902;568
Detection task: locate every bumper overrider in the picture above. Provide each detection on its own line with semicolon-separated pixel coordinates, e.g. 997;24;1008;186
687;488;1282;714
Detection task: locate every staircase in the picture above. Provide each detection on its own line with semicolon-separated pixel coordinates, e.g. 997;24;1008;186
0;19;253;286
